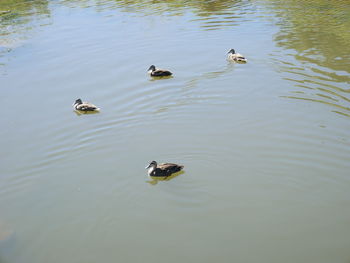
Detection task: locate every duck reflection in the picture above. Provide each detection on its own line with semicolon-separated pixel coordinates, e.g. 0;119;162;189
146;170;184;185
74;110;100;116
148;75;174;81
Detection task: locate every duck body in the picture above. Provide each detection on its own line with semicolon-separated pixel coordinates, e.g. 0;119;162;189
145;161;184;177
227;49;247;63
73;99;100;112
0;10;11;16
148;65;172;77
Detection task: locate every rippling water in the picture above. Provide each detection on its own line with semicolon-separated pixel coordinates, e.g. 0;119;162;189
1;1;350;263
267;0;350;117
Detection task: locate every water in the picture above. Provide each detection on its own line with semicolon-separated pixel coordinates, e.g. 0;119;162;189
1;1;349;262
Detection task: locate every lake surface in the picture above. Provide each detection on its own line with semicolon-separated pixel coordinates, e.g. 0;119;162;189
1;0;350;262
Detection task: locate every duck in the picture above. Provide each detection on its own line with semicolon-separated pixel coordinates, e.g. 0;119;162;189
227;49;247;63
0;10;11;16
145;161;184;177
73;99;100;112
147;65;172;77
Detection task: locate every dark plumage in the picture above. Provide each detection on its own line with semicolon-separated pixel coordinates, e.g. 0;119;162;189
145;161;184;177
73;99;100;112
147;65;172;77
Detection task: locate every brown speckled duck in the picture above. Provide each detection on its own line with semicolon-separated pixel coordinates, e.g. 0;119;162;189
227;49;247;63
73;99;100;112
147;65;172;77
145;161;183;177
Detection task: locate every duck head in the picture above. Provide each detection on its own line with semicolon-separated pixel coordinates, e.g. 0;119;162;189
145;160;157;175
147;65;156;73
227;49;236;54
73;98;83;107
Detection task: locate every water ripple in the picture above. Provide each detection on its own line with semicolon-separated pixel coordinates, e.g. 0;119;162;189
271;54;350;117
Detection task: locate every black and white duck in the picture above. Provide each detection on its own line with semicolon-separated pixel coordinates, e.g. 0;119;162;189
227;49;247;63
147;65;172;77
145;161;183;177
73;99;100;112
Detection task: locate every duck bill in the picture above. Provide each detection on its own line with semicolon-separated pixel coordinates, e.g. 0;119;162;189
145;164;151;169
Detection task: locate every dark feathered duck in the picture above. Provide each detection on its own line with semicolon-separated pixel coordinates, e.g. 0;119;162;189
227;49;247;63
73;99;100;112
147;65;172;77
145;161;184;177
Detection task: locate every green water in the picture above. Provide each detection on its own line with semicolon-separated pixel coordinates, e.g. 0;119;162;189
1;1;349;262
